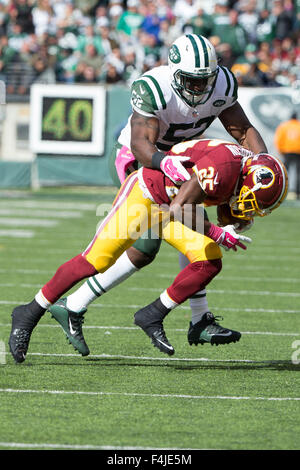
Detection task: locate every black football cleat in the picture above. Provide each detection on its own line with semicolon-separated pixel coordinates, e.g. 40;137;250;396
134;300;174;356
188;312;241;346
9;304;36;363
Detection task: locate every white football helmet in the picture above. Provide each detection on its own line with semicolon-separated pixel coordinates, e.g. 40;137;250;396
168;34;219;107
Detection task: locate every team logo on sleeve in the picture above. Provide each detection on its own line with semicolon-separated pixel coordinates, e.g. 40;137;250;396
169;45;181;64
132;89;143;108
213;99;226;107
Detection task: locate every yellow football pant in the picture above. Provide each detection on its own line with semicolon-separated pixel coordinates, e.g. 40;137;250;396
83;172;222;272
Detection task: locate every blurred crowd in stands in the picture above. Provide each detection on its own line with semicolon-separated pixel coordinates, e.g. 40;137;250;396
0;0;300;96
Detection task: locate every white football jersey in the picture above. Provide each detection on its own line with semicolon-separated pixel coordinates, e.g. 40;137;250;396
118;65;238;151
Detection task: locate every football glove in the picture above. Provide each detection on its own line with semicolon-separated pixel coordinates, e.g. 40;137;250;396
160;155;191;183
208;223;252;251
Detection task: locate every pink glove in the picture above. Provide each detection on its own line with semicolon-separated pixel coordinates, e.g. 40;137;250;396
208;223;252;251
160;155;191;183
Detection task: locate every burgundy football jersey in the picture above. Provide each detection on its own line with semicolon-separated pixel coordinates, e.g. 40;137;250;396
141;139;253;206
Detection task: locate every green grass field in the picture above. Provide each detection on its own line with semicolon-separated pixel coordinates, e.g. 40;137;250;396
0;188;299;451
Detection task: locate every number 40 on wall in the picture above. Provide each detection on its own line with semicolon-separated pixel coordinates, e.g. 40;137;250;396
29;84;106;155
42;97;93;141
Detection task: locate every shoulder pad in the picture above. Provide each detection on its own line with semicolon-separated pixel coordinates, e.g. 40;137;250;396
131;70;169;115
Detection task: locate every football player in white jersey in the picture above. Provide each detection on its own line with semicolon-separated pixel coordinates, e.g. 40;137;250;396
9;35;268;362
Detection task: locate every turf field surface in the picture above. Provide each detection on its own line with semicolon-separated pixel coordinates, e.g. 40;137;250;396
0;188;299;451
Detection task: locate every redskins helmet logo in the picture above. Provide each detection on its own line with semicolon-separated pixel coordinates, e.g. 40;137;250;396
252;166;275;189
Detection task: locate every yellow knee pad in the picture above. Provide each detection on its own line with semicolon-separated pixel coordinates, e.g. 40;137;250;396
185;236;222;263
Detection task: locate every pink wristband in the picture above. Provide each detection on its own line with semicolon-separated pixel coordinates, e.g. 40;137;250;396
207;223;224;243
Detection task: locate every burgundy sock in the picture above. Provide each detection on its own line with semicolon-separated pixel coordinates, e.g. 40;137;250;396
167;259;222;305
41;254;97;304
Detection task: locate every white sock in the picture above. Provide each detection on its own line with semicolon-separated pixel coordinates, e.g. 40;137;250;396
66;251;139;313
35;289;51;309
178;252;209;324
189;292;209;324
160;290;178;310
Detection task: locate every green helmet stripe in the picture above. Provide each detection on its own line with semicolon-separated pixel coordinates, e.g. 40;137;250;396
197;35;209;68
143;75;167;109
186;34;200;68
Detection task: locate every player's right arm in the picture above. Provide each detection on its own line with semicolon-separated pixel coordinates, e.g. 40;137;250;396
168;173;209;233
168;170;251;251
130;111;191;182
130;111;160;167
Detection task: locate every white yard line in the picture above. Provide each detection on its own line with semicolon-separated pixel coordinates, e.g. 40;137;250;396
154;273;300;283
0;230;34;238
0;323;298;337
0;282;299;297
1;351;298;364
3;260;300;271
128;286;300;297
157;255;299;265
0;442;197;450
0;218;58;227
0;269;54;274
1;300;300;314
0;209;81;219
1;268;299;283
0;387;299;401
0;201;97;210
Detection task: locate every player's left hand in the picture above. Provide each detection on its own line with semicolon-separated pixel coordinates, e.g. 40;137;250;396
208;223;252;251
218;224;252;251
160;155;191;183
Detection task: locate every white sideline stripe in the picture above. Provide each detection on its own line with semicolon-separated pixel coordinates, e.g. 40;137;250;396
0;230;34;238
0;283;299;297
0;387;299;401
0;300;300;314
0;209;81;219
0;323;298;336
0;218;58;227
0;442;193;450
0;201;97;210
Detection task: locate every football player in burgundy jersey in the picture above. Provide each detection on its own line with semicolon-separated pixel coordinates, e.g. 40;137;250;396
9;139;288;360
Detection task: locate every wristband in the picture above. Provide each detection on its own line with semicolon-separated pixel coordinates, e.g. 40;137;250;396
207;223;224;243
151;151;165;169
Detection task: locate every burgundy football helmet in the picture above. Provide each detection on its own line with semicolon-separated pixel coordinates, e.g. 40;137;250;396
229;153;288;220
